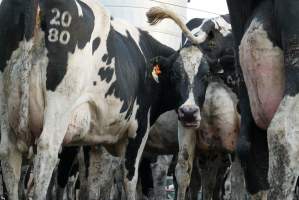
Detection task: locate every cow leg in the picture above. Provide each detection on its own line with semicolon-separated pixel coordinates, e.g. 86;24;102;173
123;112;151;200
267;99;299;200
0;117;10;159
79;147;90;200
175;123;196;200
226;0;256;160
167;155;178;200
213;155;231;200
244;127;269;195
33;100;78;200
87;146;120;200
199;153;222;200
124;129;150;200
151;155;172;199
266;1;299;199
1;137;22;200
0;72;9;159
0;167;4;199
88;146;106;200
56;146;79;200
124;131;148;200
233;80;270;196
139;157;154;199
111;164;125;200
200;163;217;200
230;156;246;200
34;137;62;200
187;158;201;200
226;0;270;195
236;82;253;162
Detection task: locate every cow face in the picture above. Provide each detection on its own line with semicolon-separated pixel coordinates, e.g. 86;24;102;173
151;45;210;128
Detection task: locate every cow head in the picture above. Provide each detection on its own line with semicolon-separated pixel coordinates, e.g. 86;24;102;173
180;16;238;105
149;45;210;128
147;7;227;128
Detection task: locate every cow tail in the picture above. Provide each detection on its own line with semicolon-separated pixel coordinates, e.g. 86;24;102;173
17;2;40;153
17;39;34;153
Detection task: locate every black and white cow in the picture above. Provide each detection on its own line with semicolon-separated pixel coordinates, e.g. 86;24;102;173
146;8;240;200
0;0;204;199
226;0;299;199
67;12;236;200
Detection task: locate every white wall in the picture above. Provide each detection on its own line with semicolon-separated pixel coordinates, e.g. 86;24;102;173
100;0;187;49
186;0;228;19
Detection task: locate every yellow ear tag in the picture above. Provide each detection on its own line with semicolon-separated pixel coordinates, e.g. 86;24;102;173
152;65;161;83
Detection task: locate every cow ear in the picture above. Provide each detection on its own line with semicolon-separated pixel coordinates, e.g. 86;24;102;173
150;56;168;83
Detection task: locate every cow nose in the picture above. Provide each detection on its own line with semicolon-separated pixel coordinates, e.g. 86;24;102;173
178;105;200;123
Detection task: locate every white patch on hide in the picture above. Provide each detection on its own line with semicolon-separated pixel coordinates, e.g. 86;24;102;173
132;109;151;184
179;46;202;86
211;17;231;37
127;100;140;139
190;16;231;45
75;0;83;17
181;91;197;107
178;46;203;124
111;19;145;59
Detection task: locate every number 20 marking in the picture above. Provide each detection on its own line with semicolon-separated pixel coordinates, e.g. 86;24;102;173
49;8;72;45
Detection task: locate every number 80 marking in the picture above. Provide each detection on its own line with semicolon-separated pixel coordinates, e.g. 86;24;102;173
48;28;70;45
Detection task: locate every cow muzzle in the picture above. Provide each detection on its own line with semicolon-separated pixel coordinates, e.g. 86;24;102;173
178;105;201;128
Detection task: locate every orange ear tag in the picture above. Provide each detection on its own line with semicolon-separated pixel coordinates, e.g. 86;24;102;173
152;64;161;83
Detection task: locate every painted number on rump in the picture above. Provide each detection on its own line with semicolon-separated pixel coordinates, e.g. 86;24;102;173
48;8;72;45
